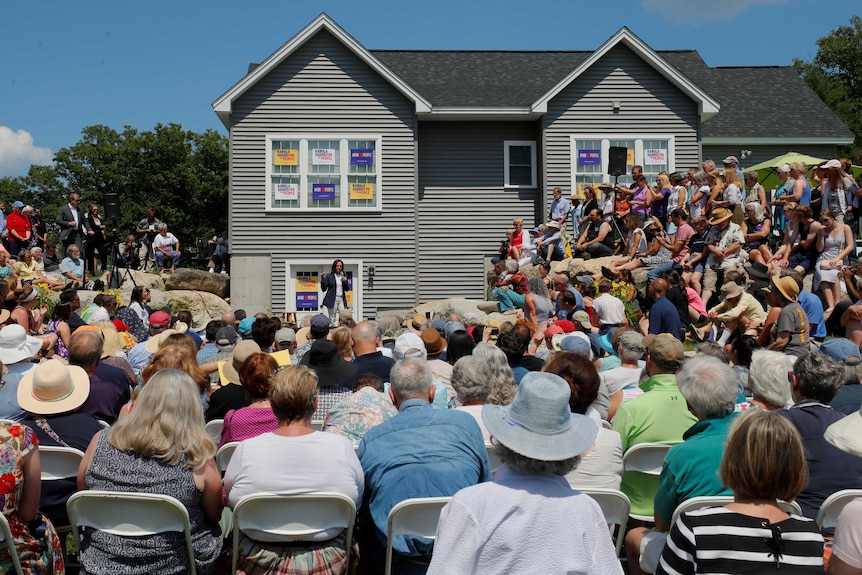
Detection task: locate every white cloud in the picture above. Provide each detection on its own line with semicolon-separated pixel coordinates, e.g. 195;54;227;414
642;0;789;24
0;126;54;177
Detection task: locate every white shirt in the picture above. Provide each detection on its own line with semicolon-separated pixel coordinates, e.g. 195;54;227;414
601;366;642;395
153;232;178;251
427;466;623;574
334;272;344;298
592;293;627;325
224;431;364;541
129;301;149;328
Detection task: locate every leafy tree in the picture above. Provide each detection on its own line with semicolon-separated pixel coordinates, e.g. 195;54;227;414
793;15;862;161
44;123;228;253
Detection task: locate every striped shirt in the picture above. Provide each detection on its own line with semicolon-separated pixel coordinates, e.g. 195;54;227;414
657;506;825;574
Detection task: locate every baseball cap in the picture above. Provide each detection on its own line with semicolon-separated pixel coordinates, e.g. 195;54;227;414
559;333;592;358
238;317;255;335
642;333;685;370
215;326;238;346
275;327;296;346
12;201;24;209
309;314;331;338
618;331;647;355
393;332;426;360
149;311;171;330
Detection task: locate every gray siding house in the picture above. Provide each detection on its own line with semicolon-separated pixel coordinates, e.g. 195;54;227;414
213;14;853;319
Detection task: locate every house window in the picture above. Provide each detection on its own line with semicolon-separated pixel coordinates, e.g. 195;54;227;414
266;135;382;211
504;141;537;188
570;135;674;192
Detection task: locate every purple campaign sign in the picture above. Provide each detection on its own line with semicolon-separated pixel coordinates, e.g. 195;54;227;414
296;292;318;310
578;149;601;166
312;183;336;200
350;149;374;165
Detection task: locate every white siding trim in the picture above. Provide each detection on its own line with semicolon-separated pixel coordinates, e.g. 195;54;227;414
265;134;384;212
212;14;430;127
503;140;537;188
532;27;720;118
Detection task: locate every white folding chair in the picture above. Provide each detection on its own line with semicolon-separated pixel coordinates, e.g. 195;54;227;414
622;442;671;521
0;512;23;574
204;419;224;444
216;441;240;474
579;488;631;557
816;489;862;530
96;420;111;430
66;491;197;575
39;446;85;481
231;492;356;574
310;420;324;431
385;497;451;575
671;496;803;527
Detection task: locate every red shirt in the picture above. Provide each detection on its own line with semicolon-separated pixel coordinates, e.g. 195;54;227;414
6;213;30;240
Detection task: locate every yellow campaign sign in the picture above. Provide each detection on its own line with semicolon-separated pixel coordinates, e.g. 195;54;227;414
346;291;353;307
274;149;298;166
349;182;374;200
626;149;635;165
296;276;318;291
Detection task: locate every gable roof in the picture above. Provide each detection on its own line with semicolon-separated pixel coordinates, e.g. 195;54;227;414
530;27;720;118
211;13;431;127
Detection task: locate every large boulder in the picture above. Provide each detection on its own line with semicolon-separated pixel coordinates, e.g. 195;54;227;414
164;268;230;298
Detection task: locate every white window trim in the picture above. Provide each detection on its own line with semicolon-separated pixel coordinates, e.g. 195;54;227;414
265;134;383;212
569;134;676;190
503;140;537;189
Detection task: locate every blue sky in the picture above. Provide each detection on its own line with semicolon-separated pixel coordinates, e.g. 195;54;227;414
1;0;859;176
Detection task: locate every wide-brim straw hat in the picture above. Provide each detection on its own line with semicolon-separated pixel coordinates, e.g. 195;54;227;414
771;276;799;302
17;359;90;415
221;340;262;385
0;324;43;365
295;326;311;346
482;371;596;461
708;208;733;225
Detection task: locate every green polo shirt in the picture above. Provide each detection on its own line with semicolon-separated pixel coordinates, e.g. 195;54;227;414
654;413;739;524
613;373;698;518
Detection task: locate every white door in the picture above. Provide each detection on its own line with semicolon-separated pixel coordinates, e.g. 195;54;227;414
285;259;363;324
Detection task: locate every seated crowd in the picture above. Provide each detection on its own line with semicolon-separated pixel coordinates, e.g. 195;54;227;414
2;157;862;574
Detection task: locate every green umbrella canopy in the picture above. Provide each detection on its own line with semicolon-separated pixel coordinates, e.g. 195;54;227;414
745;151;828;191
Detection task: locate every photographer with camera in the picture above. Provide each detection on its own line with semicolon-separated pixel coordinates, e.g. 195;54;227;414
136;207;163;271
116;234;141;270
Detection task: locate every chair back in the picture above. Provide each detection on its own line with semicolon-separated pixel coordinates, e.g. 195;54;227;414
217;441;240;474
205;419;224;444
0;512;23;574
622;442;671;475
39;446;85;481
231;492;356;574
384;497;451;575
622;442;671;521
66;490;196;575
579;488;631;557
816;489;862;530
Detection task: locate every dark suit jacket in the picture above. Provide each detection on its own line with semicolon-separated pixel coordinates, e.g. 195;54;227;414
322;272;349;308
56;204;84;242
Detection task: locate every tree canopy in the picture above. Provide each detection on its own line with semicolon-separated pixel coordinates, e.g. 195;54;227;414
793;15;862;161
0;123;228;252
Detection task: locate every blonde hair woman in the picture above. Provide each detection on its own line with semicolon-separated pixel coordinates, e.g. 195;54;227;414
704;170;724;214
94;319;135;387
11;283;57;353
722;169;745;224
77;369;223;574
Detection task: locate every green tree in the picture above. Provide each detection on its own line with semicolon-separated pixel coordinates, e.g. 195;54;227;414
49;123;228;254
793;15;862;160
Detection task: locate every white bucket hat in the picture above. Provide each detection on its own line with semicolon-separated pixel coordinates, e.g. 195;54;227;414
482;371;597;461
825;406;862;459
0;324;44;365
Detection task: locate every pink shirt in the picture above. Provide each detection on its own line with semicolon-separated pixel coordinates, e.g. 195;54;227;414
671;222;694;262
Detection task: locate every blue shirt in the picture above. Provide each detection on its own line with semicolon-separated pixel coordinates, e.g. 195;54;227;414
358;398;491;556
196;342;219;364
556;286;585;317
648;295;683;339
798;290;826;338
60;256;85;279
